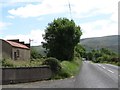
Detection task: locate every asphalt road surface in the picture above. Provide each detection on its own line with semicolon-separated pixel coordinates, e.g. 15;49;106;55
2;61;119;88
75;61;119;88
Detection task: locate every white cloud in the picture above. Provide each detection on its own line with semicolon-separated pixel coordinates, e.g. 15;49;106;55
80;20;118;38
5;0;119;41
0;22;12;33
0;22;6;28
4;29;45;46
7;0;118;23
7;15;15;19
71;0;119;38
8;0;68;18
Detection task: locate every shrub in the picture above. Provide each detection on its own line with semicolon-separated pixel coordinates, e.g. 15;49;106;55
102;54;111;62
117;62;120;66
96;57;103;63
54;69;71;79
2;59;15;67
31;48;42;59
2;58;43;68
110;57;119;63
42;57;61;74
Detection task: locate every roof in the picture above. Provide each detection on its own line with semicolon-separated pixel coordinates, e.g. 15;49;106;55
5;40;29;49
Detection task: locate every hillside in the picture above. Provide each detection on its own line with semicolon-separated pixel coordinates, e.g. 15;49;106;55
31;35;119;55
80;35;119;53
31;45;46;56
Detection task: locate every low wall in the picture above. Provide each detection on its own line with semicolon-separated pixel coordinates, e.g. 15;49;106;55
2;66;52;85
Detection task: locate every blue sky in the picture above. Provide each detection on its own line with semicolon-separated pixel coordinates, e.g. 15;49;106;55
0;0;119;46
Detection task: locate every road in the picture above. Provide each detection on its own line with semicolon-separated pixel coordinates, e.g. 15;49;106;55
2;61;119;88
75;61;119;88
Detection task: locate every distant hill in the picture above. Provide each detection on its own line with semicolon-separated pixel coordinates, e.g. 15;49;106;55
80;35;119;53
31;45;46;56
31;35;119;56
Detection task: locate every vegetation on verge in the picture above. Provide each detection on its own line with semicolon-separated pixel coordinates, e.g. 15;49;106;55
42;57;61;74
49;57;82;79
85;48;120;66
30;47;43;59
2;58;44;68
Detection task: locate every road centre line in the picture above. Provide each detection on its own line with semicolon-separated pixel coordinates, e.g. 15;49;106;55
107;69;114;73
97;64;114;74
97;64;105;69
102;66;106;69
98;64;101;66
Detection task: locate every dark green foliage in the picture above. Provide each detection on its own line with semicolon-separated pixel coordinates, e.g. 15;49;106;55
2;59;14;67
86;52;93;60
92;50;102;59
52;69;71;79
100;48;117;56
88;48;119;65
42;18;82;60
110;57;119;63
31;48;42;59
42;57;61;74
74;44;86;58
58;69;70;78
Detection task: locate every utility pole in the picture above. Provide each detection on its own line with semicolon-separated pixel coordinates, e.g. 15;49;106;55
29;39;33;46
68;0;72;19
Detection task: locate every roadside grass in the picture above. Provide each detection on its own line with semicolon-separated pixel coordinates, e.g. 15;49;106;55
2;57;83;80
52;57;82;79
2;58;44;68
62;57;82;76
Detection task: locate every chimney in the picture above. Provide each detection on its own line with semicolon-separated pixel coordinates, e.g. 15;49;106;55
19;41;24;45
25;43;30;48
7;39;19;43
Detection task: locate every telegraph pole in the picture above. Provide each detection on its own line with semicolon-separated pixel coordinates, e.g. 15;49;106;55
68;0;72;19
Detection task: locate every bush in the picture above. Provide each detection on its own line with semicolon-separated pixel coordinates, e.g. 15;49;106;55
102;54;111;62
31;48;42;59
96;57;103;63
110;57;119;63
53;69;70;79
117;62;120;66
2;58;43;68
42;57;61;74
2;59;15;67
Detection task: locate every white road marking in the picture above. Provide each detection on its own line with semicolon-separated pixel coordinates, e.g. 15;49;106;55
107;69;114;73
98;64;105;69
98;64;101;66
97;64;115;74
119;75;120;77
102;66;106;69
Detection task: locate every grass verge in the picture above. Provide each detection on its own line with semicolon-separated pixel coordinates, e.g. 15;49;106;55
52;57;82;79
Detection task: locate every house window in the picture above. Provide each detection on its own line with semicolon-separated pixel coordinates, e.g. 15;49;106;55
14;52;17;60
16;50;19;57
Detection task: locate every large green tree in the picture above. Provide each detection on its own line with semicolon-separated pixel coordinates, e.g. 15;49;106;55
42;18;82;60
74;44;86;58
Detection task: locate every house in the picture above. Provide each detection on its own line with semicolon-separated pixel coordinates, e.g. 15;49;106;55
0;39;30;60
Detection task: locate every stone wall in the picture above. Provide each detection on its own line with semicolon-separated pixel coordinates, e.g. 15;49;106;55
2;66;52;84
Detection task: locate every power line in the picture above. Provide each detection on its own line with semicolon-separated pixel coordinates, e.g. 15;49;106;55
68;0;72;19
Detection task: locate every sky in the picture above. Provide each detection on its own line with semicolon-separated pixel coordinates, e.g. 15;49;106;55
0;0;119;46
